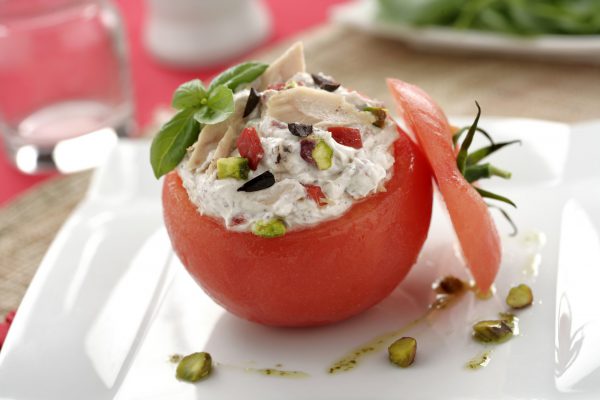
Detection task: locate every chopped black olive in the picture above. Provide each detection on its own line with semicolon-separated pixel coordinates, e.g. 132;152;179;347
288;123;313;137
311;74;341;92
243;88;261;118
237;171;276;192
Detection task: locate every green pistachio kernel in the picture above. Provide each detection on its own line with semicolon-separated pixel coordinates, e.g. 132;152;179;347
284;80;298;89
176;352;212;383
216;157;249;180
388;337;417;368
472;320;513;343
506;284;533;309
312;140;333;170
252;219;287;238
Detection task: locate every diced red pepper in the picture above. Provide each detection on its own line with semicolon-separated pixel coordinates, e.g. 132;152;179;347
266;82;286;91
236;127;264;170
304;184;327;207
328;127;363;149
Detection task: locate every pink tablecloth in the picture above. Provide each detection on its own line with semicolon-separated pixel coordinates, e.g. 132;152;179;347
0;0;348;205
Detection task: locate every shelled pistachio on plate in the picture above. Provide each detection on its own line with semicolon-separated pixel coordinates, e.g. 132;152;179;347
388;337;417;368
176;352;213;383
471;284;533;345
506;284;534;309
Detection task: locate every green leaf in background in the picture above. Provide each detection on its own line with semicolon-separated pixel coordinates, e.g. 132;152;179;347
150;109;200;178
377;0;600;35
208;62;268;92
378;0;466;26
172;79;207;110
194;85;234;124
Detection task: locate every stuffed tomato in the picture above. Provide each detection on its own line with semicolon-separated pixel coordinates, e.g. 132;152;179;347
157;43;433;327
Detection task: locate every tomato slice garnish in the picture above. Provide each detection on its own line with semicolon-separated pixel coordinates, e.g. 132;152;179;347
236;127;264;170
387;78;501;293
328;126;363;149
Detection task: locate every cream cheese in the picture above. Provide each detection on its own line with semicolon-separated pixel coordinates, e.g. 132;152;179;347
178;72;399;232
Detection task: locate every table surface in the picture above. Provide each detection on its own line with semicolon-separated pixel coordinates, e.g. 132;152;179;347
2;2;600;316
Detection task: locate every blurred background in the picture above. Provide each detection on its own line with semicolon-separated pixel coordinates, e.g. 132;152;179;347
1;0;600;346
2;0;600;202
0;0;348;202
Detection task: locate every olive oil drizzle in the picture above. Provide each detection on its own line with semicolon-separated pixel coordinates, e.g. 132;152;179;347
251;368;309;378
169;354;183;363
328;316;425;374
215;362;310;378
466;350;493;370
328;283;474;374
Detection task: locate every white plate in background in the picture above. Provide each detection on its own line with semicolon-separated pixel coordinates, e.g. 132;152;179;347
332;1;600;64
1;118;600;399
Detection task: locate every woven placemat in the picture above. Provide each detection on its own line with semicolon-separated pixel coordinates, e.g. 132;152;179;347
1;24;599;315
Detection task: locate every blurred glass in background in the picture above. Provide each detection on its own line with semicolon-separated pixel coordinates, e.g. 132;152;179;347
0;0;133;174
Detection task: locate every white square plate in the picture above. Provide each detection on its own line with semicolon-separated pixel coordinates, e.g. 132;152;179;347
1;118;600;399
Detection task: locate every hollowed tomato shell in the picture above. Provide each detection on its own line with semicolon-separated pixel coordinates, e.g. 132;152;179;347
162;128;433;327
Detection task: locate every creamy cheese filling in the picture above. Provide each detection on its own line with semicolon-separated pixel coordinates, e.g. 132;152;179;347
178;72;399;232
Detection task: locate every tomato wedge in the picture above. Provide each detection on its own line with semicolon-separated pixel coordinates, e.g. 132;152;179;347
387;79;501;293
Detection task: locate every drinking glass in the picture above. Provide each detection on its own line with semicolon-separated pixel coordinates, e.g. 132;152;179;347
0;0;134;174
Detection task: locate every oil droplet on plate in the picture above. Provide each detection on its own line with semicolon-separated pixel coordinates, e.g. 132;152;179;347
466;349;493;370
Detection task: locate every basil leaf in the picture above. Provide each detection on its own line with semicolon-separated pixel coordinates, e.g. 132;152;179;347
194;85;234;124
150;109;200;178
208;61;268;92
172;79;207;110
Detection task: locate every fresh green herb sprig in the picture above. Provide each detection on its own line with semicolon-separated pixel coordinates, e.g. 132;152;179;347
150;62;268;178
454;102;521;234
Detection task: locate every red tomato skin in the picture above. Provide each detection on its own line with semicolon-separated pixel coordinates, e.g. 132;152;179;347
236;127;264;170
328;127;363;149
163;129;433;327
